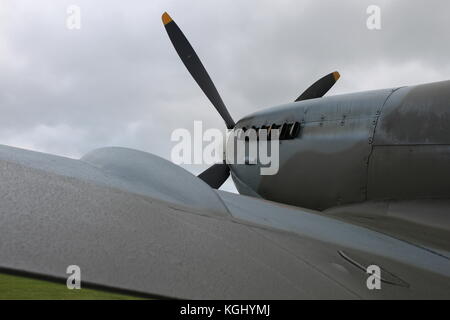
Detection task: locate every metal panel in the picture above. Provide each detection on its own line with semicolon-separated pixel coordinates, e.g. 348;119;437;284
374;80;450;145
231;88;394;210
237;88;393;128
367;145;450;200
254;117;375;209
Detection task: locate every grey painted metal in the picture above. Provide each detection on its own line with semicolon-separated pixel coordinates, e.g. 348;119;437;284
367;144;450;200
0;145;449;298
81;147;230;217
230;80;450;212
0;145;228;217
374;81;450;145
325;199;450;254
231;88;395;209
367;80;450;202
216;191;450;275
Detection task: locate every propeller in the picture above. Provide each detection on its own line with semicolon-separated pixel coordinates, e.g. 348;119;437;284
295;71;340;102
162;12;235;129
197;163;230;189
162;12;340;189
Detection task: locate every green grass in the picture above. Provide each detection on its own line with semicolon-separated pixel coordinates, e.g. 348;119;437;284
0;273;144;300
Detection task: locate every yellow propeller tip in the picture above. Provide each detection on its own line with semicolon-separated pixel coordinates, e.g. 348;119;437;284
162;12;173;25
333;71;340;81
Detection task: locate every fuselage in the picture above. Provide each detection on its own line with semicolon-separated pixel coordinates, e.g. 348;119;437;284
230;80;450;211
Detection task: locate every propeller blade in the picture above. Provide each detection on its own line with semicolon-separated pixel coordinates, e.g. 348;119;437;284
162;12;235;129
198;163;230;189
295;71;340;102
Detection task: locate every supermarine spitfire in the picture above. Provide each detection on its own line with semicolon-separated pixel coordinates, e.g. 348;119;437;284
0;12;449;300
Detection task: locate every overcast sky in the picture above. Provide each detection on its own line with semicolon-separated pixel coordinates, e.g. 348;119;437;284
1;0;449;192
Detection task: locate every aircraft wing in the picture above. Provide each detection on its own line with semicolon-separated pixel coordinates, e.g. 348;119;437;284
0;144;449;299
